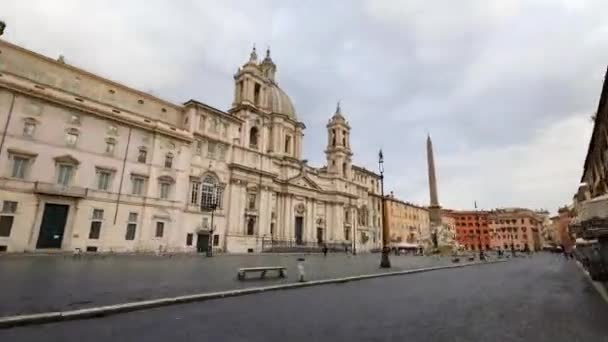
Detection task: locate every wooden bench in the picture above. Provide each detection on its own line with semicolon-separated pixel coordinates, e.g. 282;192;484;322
237;266;286;280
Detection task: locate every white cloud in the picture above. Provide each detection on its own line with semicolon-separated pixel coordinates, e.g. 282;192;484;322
405;114;593;211
1;0;604;215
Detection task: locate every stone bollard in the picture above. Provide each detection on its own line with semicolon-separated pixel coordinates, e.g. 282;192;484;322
297;257;306;282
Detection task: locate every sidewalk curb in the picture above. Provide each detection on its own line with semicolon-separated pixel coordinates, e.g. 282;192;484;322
0;259;507;329
574;261;608;305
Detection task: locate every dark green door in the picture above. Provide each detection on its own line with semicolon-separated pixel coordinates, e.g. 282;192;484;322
36;204;69;249
295;217;303;245
196;233;209;253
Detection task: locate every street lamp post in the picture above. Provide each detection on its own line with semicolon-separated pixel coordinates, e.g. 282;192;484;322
201;185;218;257
379;149;391;268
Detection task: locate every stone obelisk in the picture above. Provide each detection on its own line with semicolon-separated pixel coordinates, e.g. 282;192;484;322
427;134;442;226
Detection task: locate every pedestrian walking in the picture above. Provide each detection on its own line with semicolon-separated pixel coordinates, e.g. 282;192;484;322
297;257;306;282
323;244;328;256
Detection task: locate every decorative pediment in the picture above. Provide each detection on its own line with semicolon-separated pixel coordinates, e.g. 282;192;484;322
7;148;38;158
158;175;175;183
53;154;80;165
287;173;322;190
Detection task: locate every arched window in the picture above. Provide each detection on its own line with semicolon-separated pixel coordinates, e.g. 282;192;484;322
249;126;259;148
201;174;223;209
332;129;336;146
164;153;174;168
342;162;347;177
284;135;291;154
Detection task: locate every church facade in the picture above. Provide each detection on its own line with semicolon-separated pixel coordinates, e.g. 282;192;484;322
0;39;382;254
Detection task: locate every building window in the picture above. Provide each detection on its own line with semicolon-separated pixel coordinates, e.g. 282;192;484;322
284;135;291;154
137;148;147;163
96;169;112;191
344;227;350;241
65;129;79;146
57;164;74;186
249;127;259;148
126;213;137;240
11;156;29;179
201;175;223;209
0;201;17;237
164;153;173;168
155;222;164;238
131;176;146;195
207;142;216;159
89;209;103;240
23;119;36;137
195;140;203;155
2;201;17;214
199;116;206;131
128;212;138;222
211;118;219;133
159;182;171;199
105;138;116;155
213;234;219;246
218;144;226;161
254;83;261;105
223;123;229;138
190;181;201;205
247;217;255;235
186;233;193;246
332;129;336;146
247;193;256;210
125;223;136;240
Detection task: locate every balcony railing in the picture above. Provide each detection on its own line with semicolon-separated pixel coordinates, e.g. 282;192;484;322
34;181;87;198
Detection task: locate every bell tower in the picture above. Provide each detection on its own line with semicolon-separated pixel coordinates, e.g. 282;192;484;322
325;102;352;179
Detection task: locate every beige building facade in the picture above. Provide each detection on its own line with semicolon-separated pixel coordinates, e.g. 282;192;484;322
0;40;381;253
385;195;430;246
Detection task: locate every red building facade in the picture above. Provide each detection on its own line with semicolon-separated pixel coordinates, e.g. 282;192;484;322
453;211;491;251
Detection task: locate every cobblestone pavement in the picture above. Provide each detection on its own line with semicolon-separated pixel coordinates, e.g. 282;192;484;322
0;252;458;316
1;253;606;342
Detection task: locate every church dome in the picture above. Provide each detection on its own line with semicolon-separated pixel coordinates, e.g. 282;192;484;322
268;83;297;120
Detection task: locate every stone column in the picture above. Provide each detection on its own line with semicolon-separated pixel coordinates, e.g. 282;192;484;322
311;199;317;243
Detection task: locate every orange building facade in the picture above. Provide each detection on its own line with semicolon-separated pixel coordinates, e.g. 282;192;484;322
488;209;543;252
453;211;491;251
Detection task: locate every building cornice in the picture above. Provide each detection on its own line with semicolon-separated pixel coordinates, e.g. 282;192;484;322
0;39;181;110
0;73;193;142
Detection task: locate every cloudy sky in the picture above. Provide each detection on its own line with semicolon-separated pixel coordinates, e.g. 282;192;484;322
3;0;605;213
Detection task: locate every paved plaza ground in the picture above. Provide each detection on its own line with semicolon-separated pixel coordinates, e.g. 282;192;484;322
0;252;461;316
1;253;606;341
